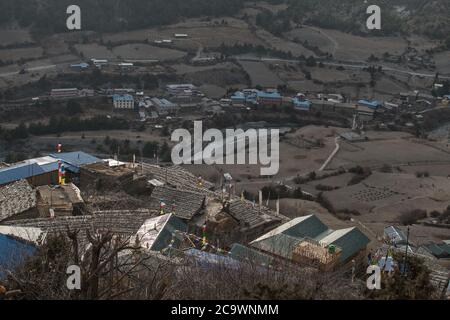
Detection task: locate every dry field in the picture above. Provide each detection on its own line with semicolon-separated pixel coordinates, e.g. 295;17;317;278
328;132;450;170
40;36;70;56
310;67;366;83
321;172;450;241
182;67;248;88
169;17;249;29
259;189;448;246
0;47;44;63
0;29;33;46
285;27;337;55
172;62;237;75
275;63;305;82
286;80;324;92
308;172;355;189
0;60;59;89
373;76;409;95
198;84;227;99
434;51;450;75
253;2;289;13
112;43;186;61
399;164;450;177
254;29;314;57
50;54;80;64
104;22;263;49
74;44;116;60
407;35;439;52
302;28;408;62
323;171;450;215
331;29;408;61
186;126;346;194
238;60;283;87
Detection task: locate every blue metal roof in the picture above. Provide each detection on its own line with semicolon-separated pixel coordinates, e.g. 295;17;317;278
112;94;134;102
40;162;59;173
70;63;89;68
0;163;46;185
49;151;101;173
0;234;36;278
293;98;311;110
358;100;380;109
231;95;245;101
257;91;282;99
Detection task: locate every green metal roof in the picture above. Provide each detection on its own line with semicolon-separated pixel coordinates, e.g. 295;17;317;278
229;243;273;267
327;228;371;262
282;215;328;239
251;233;303;260
423;243;450;259
250;214;371;264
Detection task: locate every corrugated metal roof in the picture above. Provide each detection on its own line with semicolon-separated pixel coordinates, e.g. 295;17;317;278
0;234;36;277
251;215;328;244
151;214;187;252
257;91;282;99
421;243;450;259
358;99;380;109
229;243;273;267
49;151;101;173
39;162;59;173
251;233;303;260
321;227;370;262
0;226;44;244
0;163;46;185
184;249;240;269
250;214;370;264
134;213;187;252
113;94;134;101
384;225;407;245
293;97;311;109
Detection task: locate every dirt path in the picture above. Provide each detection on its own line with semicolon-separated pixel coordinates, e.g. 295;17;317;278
303;25;339;55
319;136;340;171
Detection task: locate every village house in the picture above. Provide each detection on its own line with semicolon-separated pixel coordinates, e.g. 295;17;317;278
243;214;371;271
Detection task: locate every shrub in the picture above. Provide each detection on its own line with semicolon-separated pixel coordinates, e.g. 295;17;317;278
430;210;441;218
399;209;427;225
315;184;337;191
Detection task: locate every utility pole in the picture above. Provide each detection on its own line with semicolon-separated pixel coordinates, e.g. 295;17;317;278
403;226;410;276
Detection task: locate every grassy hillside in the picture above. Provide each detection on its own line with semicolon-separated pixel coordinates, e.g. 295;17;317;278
284;0;450;39
0;0;449;42
0;0;246;35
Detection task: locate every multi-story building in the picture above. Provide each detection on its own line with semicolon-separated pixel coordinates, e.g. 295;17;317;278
166;84;196;96
113;94;135;110
50;88;80;99
256;91;283;106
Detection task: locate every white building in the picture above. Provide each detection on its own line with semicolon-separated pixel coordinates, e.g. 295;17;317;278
117;62;134;71
166;84;197;96
113;94;135;110
50;88;80;99
91;59;108;68
151;98;178;115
